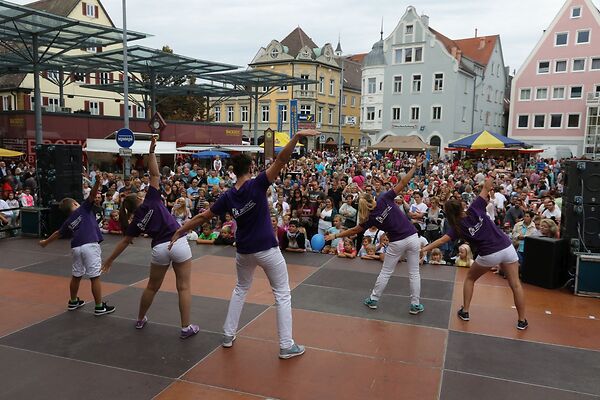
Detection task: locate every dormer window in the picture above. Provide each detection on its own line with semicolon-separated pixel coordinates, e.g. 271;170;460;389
405;24;414;34
571;6;581;18
270;48;279;59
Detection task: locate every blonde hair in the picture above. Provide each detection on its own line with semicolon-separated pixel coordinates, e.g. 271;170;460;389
358;193;376;224
172;197;188;217
456;244;474;267
540;218;558;238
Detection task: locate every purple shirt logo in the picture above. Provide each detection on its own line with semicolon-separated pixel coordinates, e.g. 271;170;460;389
137;209;154;231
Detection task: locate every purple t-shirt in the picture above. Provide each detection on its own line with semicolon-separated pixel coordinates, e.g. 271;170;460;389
360;189;417;242
447;196;511;255
211;171;278;254
59;200;103;248
126;186;181;247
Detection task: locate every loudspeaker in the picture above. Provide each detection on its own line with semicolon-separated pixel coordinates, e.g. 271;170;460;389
575;253;600;297
20;205;66;237
561;202;600;250
36;144;83;207
563;160;600;205
522;237;569;289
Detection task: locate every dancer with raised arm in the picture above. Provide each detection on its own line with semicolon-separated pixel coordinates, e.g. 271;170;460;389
172;129;317;359
421;174;528;330
101;136;199;339
325;155;425;314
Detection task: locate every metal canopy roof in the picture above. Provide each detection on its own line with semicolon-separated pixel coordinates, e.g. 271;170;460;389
65;45;238;77
81;81;248;98
206;69;317;88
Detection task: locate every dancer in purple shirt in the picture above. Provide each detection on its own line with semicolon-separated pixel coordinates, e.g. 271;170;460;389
422;173;528;330
102;136;199;339
172;129;317;359
326;155;425;314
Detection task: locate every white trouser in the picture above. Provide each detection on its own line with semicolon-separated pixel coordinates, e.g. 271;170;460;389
370;233;421;305
223;247;294;349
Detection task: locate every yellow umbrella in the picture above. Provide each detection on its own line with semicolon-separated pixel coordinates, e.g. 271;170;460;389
0;147;24;157
260;132;304;147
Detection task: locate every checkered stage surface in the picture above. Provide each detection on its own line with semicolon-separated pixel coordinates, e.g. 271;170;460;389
1;236;599;400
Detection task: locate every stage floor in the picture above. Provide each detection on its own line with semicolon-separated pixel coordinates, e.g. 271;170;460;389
1;236;599;400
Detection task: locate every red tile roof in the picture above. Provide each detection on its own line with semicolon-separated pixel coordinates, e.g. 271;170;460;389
280;27;318;58
347;53;367;64
429;27;497;67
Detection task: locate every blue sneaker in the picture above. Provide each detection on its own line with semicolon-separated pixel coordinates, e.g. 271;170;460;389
279;343;305;359
409;304;425;315
363;297;378;309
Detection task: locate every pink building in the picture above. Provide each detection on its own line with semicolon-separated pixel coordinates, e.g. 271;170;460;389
509;0;600;158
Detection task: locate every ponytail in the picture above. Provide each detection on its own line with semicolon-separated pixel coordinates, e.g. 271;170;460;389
444;199;464;237
119;194;139;232
358;193;376;224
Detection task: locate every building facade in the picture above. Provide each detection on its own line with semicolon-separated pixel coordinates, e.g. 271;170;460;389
508;0;600;158
0;0;146;119
212;27;362;148
361;6;508;154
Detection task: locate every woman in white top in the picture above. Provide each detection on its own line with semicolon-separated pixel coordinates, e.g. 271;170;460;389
317;197;336;235
339;194;357;228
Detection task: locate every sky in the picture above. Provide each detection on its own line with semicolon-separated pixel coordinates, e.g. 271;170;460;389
16;0;600;72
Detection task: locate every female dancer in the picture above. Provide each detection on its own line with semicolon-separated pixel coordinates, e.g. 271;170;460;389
171;129;317;359
325;155;425;314
421;174;527;329
101;136;199;339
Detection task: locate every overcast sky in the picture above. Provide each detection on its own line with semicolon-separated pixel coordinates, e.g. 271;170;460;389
18;0;599;72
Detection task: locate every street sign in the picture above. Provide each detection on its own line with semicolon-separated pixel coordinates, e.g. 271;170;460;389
116;128;135;148
319;134;326;142
297;114;314;122
119;147;132;156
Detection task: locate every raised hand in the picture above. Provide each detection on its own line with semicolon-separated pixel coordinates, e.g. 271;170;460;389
296;129;318;138
415;154;425;168
149;135;158;153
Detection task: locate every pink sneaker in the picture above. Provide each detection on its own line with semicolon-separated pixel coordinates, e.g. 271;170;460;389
180;324;200;339
135;316;148;329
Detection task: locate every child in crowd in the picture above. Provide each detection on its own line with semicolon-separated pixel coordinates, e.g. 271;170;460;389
103;210;122;235
357;236;373;257
214;225;235;246
455;244;474;268
39;179;115;315
363;226;384;246
337;237;357;259
172;197;192;227
322;215;342;254
414;224;429;264
283;220;306;252
222;212;237;236
196;222;218;244
360;244;380;260
376;234;389;261
428;248;447;265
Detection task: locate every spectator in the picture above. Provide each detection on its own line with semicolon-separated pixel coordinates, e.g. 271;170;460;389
172;197;192;227
541;200;561;224
282;220;305;252
19;188;34;207
539;218;559;238
317;197;336;235
196;222;218;244
455;244;474;268
337;237;357;259
512;211;537;264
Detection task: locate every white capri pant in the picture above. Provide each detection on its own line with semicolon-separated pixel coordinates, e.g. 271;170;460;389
370;233;421;305
223;246;294;349
72;243;102;278
151;236;192;266
475;245;519;267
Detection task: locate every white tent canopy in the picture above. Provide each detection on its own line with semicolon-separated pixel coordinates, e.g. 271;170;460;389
84;138;180;154
177;144;264;153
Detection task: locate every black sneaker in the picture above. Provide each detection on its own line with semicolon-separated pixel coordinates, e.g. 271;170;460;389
457;307;470;321
67;298;85;311
94;302;116;316
517;319;529;330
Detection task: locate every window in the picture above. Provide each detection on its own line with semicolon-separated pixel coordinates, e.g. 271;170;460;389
533;114;545;128
550;114;562;128
47;98;59;112
300;74;310;91
394;49;403;64
405;48;413;63
227;106;234;122
538;61;550;74
86;3;96;17
300;104;312;115
555;32;568;46
573;58;586;71
570;86;583;98
239;106;248;122
392;107;401;121
577;30;590;44
279;85;287;92
278;105;287;123
432;106;442;121
485;112;491;125
461;106;467;122
328;108;334;124
368;78;376;94
99;72;110;85
552;86;565;99
519;88;531;100
401;47;423;63
414;47;423;62
535;87;548;100
1;95;10;111
342;95;347;106
405;24;414;34
86;47;97;53
555;60;567;72
74;72;86;82
319;76;324;93
270;48;279;59
366;107;375;121
47;70;59;80
568;114;580;128
379;82;383;91
412;74;422;92
89;101;99;116
214;107;221;122
572;6;581;18
127;105;133;118
378;109;382;118
318;107;323;123
517;115;529;128
137;105;145;119
329;79;335;95
592;58;600;70
393;76;402;93
261;105;269;122
351;96;356;106
433;73;444;92
261;86;269;93
410;106;420;121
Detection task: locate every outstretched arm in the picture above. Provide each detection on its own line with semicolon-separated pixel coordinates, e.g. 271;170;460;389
148;136;160;189
101;235;134;273
324;225;364;241
420;234;451;256
393;154;424;195
169;209;215;249
39;230;61;247
87;178;102;203
265;129;317;183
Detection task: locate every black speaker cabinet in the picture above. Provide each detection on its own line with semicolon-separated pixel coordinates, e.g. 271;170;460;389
561;202;600;250
20;205;66;238
35;144;83;207
522;237;569;289
563;160;600;205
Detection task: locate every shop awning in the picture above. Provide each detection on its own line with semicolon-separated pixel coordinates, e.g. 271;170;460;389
177;144;264;153
370;135;436;151
84;138;180;154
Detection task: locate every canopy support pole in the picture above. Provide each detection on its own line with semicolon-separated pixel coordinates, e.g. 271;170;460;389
253;85;259;145
32;33;42;145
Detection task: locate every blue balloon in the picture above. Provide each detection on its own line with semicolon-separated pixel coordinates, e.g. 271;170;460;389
311;234;326;252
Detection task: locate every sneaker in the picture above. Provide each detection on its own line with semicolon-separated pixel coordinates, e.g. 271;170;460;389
279;343;305;359
222;334;236;348
94;302;115;316
67;298;85;311
457;307;470;321
180;324;200;339
135;316;148;329
363;297;378;309
409;304;425;315
517;319;529;330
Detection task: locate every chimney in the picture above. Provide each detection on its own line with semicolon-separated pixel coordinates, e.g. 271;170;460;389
456;49;462;63
479;37;486;50
475;28;478;37
421;14;429;27
451;46;457;58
